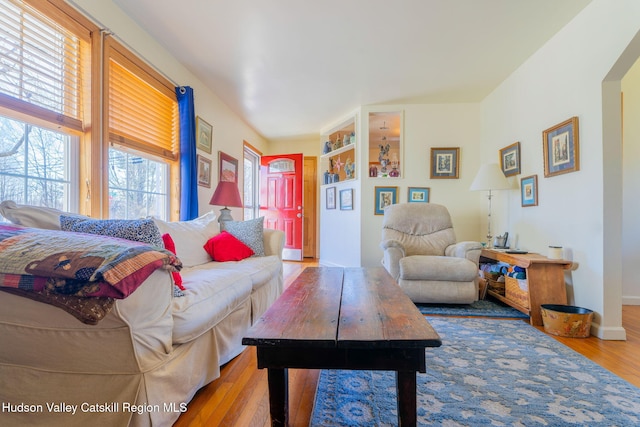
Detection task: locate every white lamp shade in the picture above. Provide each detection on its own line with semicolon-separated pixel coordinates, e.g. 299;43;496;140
469;163;511;191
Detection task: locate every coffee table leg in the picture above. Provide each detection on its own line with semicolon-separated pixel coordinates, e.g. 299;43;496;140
267;368;288;426
396;370;417;426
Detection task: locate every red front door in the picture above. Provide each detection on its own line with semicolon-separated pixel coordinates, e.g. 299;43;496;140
260;153;303;261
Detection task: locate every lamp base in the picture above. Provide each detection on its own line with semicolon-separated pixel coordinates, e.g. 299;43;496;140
217;207;234;224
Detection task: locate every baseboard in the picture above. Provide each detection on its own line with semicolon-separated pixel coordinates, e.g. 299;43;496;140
622;295;640;305
591;322;627;340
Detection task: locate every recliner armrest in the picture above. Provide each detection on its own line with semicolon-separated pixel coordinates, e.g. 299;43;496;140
445;241;483;265
380;239;406;281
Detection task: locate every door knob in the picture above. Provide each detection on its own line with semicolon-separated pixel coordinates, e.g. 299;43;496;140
297;213;302;218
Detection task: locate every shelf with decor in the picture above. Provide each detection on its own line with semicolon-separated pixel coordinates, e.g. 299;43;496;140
320;117;356;185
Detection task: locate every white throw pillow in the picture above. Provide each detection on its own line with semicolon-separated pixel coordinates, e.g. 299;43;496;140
0;200;87;230
153;211;219;267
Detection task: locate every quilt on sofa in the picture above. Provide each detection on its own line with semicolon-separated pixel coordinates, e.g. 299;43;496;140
0;224;182;324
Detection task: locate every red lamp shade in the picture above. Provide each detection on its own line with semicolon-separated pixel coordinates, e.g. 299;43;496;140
209;181;243;208
209;181;243;223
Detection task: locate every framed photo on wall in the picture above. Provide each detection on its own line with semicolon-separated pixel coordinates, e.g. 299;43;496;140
326;186;336;210
197;154;212;188
543;116;579;177
520;175;538;207
196;117;213;154
408;187;430;203
500;142;521;177
340;188;353;210
430;147;460;179
374;186;398;215
219;151;239;183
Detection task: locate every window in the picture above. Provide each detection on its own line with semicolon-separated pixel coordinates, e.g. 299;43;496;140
243;142;261;220
108;149;168;220
106;39;179;220
0;0;89;214
0;114;77;211
0;1;180;220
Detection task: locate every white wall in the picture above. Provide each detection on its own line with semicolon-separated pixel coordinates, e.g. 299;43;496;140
70;0;268;220
622;57;640;305
359;103;482;267
481;0;640;339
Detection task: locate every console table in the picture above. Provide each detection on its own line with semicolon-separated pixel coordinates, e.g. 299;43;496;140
479;249;572;326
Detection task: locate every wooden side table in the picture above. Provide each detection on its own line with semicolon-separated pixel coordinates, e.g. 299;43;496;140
479;249;572;326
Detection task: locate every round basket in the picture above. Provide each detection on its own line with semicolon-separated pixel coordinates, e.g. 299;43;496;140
541;304;593;338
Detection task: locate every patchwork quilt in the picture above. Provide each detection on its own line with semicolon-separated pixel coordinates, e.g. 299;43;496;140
0;224;182;323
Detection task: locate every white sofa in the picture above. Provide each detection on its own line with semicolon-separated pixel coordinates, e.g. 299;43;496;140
0;202;284;427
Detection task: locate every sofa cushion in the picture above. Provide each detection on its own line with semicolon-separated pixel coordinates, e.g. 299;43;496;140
172;266;252;344
206;255;282;292
153;212;219;268
203;231;254;262
222;217;265;256
0;200;87;230
60;216;164;247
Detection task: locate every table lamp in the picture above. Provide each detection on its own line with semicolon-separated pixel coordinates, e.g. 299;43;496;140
209;180;243;224
469;163;511;247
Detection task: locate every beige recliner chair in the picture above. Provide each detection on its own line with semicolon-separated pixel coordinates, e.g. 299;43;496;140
380;203;483;304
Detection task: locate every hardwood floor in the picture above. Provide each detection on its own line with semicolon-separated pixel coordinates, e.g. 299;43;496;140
174;260;640;427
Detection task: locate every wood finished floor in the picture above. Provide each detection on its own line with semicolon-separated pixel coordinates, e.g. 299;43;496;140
173;260;640;427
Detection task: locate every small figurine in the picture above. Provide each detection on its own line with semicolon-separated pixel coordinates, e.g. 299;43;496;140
344;157;355;179
323;140;332;154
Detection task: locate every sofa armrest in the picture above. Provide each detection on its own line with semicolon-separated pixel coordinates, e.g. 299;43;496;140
263;228;285;260
445;241;483;265
380;239;405;281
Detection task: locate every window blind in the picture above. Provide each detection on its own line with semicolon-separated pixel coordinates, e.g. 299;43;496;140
0;0;83;131
108;53;178;161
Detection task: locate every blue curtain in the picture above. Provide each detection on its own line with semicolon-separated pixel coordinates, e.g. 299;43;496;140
176;86;198;220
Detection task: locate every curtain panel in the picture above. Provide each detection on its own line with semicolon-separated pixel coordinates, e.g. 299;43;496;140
176;86;198;220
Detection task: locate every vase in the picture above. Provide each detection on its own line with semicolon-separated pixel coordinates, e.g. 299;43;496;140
389;167;400;177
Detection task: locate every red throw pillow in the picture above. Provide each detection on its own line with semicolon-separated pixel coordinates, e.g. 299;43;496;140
161;233;185;290
204;231;254;262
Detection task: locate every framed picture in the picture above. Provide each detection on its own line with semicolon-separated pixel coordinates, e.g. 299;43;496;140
374;186;398;215
340;189;353;210
543;116;579;177
500;142;521;177
430;147;460;179
197;154;212;188
520;175;538;207
219;151;238;183
196;116;213;154
408;187;430;203
326;186;336;210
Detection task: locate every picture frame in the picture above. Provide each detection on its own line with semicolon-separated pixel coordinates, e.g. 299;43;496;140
196;116;213;154
408;187;430;203
219;151;238;183
326;186;336;210
340;188;353;210
543;116;579;177
196;154;212;188
520;175;538;207
374;186;398;215
500;142;521;177
430;147;460;179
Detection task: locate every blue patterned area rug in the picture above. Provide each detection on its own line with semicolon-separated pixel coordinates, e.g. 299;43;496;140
310;318;640;426
416;298;529;319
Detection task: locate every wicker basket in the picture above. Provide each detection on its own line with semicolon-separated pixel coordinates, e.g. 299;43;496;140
505;276;529;309
487;279;505;296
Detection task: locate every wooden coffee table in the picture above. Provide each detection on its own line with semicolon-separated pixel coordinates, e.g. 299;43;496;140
242;266;442;426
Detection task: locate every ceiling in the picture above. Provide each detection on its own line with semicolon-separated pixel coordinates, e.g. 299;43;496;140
112;0;591;141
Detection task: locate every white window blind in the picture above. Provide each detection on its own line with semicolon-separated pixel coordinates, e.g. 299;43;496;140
0;0;83;131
